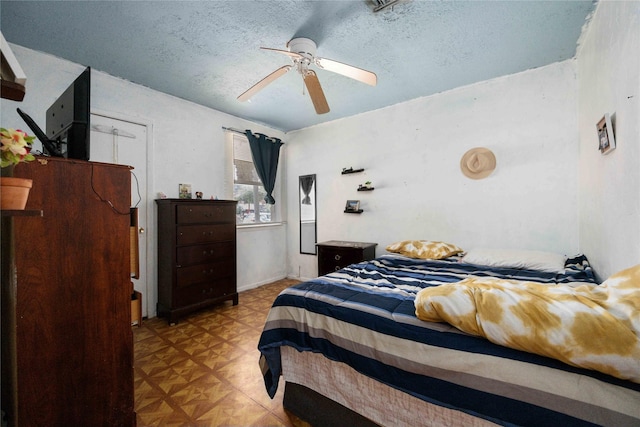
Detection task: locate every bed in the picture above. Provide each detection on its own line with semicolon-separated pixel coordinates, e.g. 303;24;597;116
258;243;640;427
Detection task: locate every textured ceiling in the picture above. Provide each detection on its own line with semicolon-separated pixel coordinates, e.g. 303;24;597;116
0;1;596;132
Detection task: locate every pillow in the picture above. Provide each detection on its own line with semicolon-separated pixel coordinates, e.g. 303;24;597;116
386;240;463;260
461;248;567;273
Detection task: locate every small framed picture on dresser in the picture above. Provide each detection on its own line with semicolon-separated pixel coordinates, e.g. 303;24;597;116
179;183;192;199
597;113;616;155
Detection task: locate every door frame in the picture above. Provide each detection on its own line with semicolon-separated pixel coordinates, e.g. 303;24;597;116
91;108;156;318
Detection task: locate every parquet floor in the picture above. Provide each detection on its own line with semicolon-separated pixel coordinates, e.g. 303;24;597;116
133;278;302;427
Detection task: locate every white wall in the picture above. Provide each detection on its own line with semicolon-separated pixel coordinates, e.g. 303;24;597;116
286;61;581;279
576;0;640;281
1;45;288;316
8;0;637;294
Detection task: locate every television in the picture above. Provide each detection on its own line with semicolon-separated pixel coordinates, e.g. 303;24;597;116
45;66;91;160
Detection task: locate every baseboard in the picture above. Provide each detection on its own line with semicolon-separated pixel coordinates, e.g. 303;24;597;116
237;274;289;293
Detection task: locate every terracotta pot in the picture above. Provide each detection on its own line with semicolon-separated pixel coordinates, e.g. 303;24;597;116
1;177;33;210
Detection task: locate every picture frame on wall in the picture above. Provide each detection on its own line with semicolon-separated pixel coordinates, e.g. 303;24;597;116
345;200;361;212
597;113;616;155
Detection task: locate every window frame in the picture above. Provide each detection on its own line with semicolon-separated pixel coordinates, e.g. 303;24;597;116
231;132;281;226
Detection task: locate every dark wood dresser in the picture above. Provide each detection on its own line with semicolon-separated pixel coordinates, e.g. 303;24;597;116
156;199;238;324
2;157;135;426
317;240;378;276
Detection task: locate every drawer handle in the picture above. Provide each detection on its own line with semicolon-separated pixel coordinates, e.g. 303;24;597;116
334;266;341;271
334;254;341;261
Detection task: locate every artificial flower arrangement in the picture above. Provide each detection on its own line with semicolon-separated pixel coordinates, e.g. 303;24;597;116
1;127;36;168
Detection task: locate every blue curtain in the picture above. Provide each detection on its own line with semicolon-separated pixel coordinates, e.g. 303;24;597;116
245;130;283;204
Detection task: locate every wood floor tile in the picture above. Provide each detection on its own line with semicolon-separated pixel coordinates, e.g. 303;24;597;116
194;390;274;426
134;278;300;427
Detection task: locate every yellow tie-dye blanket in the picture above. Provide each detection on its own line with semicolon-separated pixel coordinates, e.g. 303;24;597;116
414;264;640;383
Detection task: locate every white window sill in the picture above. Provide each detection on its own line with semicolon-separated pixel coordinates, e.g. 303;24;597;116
236;221;285;230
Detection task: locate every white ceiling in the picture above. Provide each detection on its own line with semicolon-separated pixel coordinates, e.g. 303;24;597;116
0;1;596;132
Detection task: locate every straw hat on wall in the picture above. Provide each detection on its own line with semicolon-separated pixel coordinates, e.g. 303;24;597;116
460;147;496;180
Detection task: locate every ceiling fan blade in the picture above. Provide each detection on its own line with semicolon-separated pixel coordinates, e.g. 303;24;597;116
260;47;304;60
303;70;330;114
237;65;292;102
315;57;377;86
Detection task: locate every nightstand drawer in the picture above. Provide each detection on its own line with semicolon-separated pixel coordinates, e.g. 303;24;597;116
318;247;363;273
316;241;377;276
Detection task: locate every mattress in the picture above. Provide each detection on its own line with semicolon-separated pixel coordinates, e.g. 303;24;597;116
258;254;640;426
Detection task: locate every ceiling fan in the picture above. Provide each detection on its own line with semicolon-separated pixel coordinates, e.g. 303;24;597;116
237;38;377;114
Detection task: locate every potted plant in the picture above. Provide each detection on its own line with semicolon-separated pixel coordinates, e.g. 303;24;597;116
1;127;36;210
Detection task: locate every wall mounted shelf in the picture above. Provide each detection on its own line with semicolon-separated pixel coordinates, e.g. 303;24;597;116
341;168;364;175
344;209;364;214
357;187;374;191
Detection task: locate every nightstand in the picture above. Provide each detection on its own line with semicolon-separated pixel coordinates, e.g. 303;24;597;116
316;240;378;276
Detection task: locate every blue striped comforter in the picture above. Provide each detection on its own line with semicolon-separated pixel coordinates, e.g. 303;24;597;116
258;254;640;426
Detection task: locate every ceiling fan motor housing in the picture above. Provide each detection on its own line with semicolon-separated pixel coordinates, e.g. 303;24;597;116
287;38;317;59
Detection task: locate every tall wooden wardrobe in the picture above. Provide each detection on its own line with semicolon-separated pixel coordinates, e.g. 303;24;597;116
1;157;135;426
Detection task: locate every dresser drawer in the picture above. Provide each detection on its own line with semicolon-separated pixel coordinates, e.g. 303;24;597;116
177;224;235;245
176;259;235;288
174;278;236;307
177;241;235;266
177;204;235;224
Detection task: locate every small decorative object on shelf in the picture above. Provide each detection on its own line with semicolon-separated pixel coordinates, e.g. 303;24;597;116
344;199;363;213
342;167;364;175
358;181;374;191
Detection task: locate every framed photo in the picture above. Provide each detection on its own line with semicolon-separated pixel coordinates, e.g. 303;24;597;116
597;113;616;155
179;183;192;199
345;200;360;212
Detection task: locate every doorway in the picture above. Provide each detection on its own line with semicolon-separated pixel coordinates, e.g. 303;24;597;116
90;113;152;317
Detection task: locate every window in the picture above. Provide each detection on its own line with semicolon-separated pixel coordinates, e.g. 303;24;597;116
232;133;275;225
